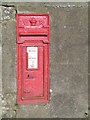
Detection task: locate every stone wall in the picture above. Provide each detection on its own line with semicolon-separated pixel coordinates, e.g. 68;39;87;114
0;2;88;118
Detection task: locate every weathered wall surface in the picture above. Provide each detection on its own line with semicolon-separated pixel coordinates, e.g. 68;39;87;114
1;6;16;118
0;5;2;119
1;2;88;118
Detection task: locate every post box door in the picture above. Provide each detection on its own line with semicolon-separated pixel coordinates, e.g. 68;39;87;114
22;45;44;99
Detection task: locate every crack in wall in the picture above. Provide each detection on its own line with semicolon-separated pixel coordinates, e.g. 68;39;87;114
0;2;88;8
1;4;17;13
0;5;17;23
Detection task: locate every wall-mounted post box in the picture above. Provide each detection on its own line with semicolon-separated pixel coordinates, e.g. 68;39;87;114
16;14;50;104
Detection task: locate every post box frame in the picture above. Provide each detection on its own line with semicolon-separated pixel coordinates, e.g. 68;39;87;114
16;14;50;104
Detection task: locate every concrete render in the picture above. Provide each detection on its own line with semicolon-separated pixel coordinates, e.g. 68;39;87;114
0;2;88;118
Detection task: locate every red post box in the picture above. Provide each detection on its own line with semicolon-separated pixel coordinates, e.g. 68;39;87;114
16;14;50;104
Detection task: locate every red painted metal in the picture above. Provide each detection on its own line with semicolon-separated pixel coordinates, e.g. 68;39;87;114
16;14;50;104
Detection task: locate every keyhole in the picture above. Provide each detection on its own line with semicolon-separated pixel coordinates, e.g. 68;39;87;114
27;74;30;78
